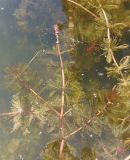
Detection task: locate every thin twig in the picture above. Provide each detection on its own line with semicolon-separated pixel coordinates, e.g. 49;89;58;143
61;48;74;54
64;105;108;140
0;111;19;117
54;24;65;160
27;87;60;116
19;50;45;76
63;108;72;116
11;73;60;117
67;0;98;19
0;110;35;117
65;117;93;140
11;50;44;85
64;104;112;140
65;126;83;139
100;140;117;160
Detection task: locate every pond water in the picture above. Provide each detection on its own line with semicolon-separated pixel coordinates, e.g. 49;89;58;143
0;0;66;111
0;0;130;160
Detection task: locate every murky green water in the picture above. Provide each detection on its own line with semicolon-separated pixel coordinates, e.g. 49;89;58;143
0;0;130;160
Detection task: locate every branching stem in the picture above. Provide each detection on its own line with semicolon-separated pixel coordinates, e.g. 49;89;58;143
54;24;65;160
67;0;98;19
100;140;117;160
11;72;60;117
96;0;126;81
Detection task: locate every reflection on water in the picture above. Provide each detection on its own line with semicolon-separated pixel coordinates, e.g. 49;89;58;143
0;0;130;159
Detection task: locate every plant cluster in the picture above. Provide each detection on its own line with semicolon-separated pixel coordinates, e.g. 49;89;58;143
0;0;130;160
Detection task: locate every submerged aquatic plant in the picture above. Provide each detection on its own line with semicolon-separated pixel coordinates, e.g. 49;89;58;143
0;0;130;160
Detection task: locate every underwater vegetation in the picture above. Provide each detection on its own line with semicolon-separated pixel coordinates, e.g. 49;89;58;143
0;0;130;160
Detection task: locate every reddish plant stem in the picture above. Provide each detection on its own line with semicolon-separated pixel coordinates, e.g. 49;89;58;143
9;71;60;117
100;140;117;160
64;104;109;140
65;118;93;140
54;24;65;160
